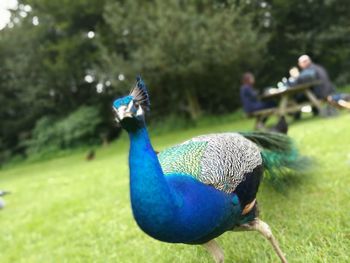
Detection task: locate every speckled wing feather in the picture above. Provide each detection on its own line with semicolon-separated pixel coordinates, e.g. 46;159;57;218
158;133;262;193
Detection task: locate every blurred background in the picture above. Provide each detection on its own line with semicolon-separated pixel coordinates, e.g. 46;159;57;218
0;0;349;164
1;1;350;263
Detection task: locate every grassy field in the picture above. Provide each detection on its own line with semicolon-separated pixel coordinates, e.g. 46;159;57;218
1;113;350;263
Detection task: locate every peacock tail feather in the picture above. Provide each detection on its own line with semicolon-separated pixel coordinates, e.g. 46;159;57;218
239;131;311;181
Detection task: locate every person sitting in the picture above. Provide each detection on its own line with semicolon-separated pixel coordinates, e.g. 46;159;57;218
297;55;335;99
240;72;275;114
287;67;300;87
240;72;277;130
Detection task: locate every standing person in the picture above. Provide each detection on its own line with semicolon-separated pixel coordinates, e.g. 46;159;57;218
240;72;275;114
298;55;335;99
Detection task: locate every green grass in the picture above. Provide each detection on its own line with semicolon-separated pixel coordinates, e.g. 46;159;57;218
1;113;350;263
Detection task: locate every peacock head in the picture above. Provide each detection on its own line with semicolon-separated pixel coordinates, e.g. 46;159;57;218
113;76;150;132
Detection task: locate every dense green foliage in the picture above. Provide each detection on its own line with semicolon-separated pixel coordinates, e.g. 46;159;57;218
257;0;350;85
0;0;349;163
1;114;349;262
25;106;102;155
97;0;266;119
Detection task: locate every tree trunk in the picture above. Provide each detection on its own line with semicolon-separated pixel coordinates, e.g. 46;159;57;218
185;89;202;120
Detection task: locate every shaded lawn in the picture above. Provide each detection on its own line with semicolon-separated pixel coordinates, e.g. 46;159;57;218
1;114;350;263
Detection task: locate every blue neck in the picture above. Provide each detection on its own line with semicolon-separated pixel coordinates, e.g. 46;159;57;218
128;127;178;237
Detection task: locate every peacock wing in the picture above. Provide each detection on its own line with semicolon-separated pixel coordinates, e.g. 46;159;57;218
158;133;262;193
158;140;207;179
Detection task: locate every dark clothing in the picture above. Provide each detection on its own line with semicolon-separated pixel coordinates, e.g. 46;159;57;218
240;84;275;113
298;63;335;99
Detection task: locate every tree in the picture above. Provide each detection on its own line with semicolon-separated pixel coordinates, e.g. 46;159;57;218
0;0;110;163
96;0;267;119
257;0;350;86
1;0;349;164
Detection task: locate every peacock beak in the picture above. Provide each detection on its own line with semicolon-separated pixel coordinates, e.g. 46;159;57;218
113;100;135;123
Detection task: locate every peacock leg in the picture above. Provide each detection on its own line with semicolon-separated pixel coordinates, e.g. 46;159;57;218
238;218;288;263
202;239;225;263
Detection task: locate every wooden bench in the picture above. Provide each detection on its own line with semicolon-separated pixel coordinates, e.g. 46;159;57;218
248;82;325;130
249;102;312;129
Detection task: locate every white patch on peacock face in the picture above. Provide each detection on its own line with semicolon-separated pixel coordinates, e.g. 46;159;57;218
113;99;145;123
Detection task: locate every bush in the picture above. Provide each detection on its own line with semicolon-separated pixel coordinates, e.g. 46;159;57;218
26;106;102;155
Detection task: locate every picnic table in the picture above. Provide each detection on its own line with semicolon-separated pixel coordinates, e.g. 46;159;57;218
250;81;322;128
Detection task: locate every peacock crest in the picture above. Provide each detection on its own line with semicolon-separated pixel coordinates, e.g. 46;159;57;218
130;76;151;111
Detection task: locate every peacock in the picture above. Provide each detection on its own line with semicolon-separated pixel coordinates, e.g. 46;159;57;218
113;77;307;263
